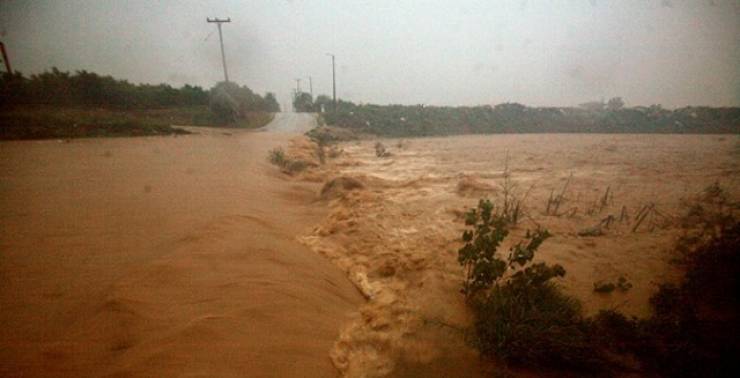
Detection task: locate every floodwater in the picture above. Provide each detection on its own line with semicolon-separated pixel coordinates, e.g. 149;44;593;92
0;113;362;377
1;122;738;377
298;133;740;377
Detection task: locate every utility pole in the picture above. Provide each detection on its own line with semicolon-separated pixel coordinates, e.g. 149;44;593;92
295;78;302;94
0;42;11;74
326;53;336;112
207;17;231;82
308;76;313;98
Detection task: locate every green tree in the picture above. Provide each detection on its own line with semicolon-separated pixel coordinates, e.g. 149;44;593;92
264;92;281;112
313;94;333;112
607;97;625;111
293;92;313;112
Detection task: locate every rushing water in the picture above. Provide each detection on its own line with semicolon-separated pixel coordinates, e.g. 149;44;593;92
301;133;739;377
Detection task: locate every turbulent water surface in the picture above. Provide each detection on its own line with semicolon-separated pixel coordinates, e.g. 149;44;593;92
299;133;739;377
2;121;738;377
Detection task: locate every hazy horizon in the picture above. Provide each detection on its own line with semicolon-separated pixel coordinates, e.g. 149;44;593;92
1;0;738;109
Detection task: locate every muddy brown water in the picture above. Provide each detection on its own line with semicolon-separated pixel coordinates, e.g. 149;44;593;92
301;133;739;377
0;113;362;377
2;120;738;378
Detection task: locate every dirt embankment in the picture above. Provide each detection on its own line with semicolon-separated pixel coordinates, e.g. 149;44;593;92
0;114;363;377
287;133;740;377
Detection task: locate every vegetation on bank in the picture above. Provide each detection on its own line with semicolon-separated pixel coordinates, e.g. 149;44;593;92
459;185;739;376
458;199;604;371
267;147;311;175
0;69;279;140
0;107;191;140
297;94;739;136
0;106;278;140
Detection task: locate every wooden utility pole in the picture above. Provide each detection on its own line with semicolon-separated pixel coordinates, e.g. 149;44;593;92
0;42;11;74
207;17;231;82
295;78;302;93
326;53;336;111
308;76;313;97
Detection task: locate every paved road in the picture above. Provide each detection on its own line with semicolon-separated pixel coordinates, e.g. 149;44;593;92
261;112;317;133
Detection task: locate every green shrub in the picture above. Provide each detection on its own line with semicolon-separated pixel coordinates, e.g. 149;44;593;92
305;126;357;145
268;147;287;167
588;310;641;354
293;92;314;112
640;221;739;377
473;277;603;371
458;199;551;297
457;199;512;296
460;193;740;375
458;199;605;370
284;159;309;173
588;220;740;377
267;147;310;175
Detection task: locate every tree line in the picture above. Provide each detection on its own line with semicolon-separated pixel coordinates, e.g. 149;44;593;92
296;94;739;135
0;68;280;114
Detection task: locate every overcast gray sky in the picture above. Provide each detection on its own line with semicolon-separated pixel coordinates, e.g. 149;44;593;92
1;0;738;109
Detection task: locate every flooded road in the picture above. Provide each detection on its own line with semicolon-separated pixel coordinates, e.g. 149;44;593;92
0;113;362;377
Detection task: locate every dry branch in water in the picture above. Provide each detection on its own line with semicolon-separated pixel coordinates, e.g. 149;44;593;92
546;173;573;216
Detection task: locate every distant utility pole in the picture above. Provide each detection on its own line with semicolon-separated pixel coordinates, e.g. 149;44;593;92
308;76;313;97
295;78;302;94
207;17;231;82
326;53;336;111
0;42;11;74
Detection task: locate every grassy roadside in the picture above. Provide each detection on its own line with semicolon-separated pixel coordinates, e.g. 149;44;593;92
0;106;275;140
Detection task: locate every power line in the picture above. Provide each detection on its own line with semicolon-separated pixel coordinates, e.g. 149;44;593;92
202;29;216;42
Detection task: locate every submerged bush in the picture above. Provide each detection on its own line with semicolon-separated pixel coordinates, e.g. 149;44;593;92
638;221;740;377
267;147;310;175
458;199;603;370
268;147;287;167
473;276;602;370
460;192;740;375
458;198;553;297
587;219;740;377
